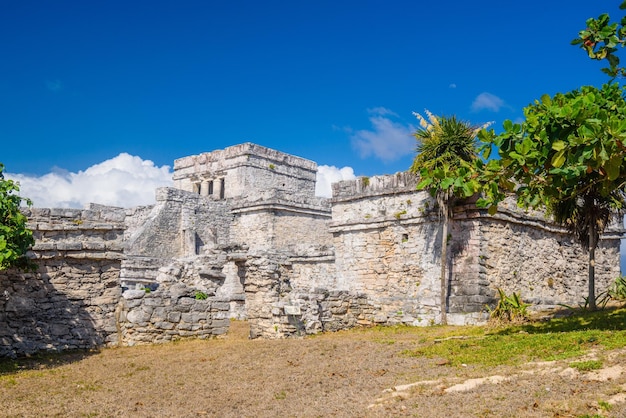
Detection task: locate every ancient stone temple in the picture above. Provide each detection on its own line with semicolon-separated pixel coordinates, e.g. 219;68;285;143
0;143;622;356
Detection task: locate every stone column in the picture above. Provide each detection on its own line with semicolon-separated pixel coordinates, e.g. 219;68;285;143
215;178;224;200
201;181;210;197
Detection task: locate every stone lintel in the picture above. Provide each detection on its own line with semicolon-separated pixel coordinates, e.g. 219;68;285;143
231;202;331;218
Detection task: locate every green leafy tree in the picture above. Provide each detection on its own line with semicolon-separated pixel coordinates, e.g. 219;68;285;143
478;82;626;310
572;1;626;78
0;163;35;271
410;111;490;324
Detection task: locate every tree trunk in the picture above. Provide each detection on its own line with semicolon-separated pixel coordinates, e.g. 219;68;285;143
588;218;597;311
440;211;448;325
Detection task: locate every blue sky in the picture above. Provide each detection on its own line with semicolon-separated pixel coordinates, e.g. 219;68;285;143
0;0;619;205
3;1;625;271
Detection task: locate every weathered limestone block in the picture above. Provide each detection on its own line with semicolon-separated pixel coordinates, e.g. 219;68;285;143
127;307;152;324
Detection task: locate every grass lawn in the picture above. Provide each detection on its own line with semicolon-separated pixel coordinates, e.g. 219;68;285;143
1;308;625;417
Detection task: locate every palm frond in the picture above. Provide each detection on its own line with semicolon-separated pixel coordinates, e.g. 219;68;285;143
411;113;483;174
550;189;625;250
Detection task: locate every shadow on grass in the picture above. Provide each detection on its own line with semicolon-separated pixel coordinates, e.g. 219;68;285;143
0;349;100;376
496;306;626;335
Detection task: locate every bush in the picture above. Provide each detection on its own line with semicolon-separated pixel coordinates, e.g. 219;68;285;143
487;288;530;324
609;276;626;301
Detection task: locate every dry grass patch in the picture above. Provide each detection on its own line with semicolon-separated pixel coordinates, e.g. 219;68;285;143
0;312;625;417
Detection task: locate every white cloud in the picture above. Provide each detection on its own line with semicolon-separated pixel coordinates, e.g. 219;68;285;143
471;92;505;112
351;108;415;162
449;83;457;89
7;153;173;208
315;165;355;198
366;107;397;117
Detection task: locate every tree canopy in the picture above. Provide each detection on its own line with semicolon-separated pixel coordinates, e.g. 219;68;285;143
572;1;626;78
475;2;626;309
0;163;35;271
478;81;626;309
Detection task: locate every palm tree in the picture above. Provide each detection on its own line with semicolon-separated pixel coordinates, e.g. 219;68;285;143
410;111;489;324
550;189;625;310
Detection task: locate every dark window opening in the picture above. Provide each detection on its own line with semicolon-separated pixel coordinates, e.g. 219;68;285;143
208;180;214;195
195;233;204;255
220;178;225;199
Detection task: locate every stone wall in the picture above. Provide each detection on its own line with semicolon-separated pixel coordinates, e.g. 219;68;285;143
125;187;233;259
118;253;233;345
329;172;444;326
231;198;332;252
0;203;241;355
0;206;125;357
478;200;622;309
241;252;378;339
327;173;623;327
1;144;623;355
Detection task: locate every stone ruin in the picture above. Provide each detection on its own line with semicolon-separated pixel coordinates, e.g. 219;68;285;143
0;142;622;357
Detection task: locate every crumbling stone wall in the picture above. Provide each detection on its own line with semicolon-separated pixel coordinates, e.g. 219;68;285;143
0;207;125;357
125;188;233;259
0;203;239;356
118;247;250;345
2;144;623;355
121;187;233;288
118;289;230;345
241;252;376;339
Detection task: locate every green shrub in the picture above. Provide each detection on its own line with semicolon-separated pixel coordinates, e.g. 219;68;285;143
487;289;530;323
609;276;626;301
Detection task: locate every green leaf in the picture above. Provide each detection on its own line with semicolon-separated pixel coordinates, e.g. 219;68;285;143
416;178;432;190
480;145;492;160
551;140;567;151
551;149;566;168
508;151;524;164
488;205;498;216
599;147;609;161
606;153;622;181
461;182;474;197
440;177;454;189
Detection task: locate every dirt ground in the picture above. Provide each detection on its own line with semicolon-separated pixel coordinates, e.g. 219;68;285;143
0;320;625;417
